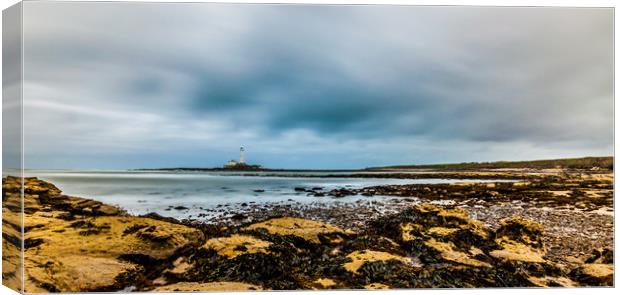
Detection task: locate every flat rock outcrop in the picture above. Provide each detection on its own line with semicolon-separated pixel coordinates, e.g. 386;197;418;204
3;177;204;292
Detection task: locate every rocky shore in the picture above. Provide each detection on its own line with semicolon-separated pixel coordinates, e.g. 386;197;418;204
1;170;614;292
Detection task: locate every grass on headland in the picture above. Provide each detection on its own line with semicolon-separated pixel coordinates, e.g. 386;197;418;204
369;156;613;171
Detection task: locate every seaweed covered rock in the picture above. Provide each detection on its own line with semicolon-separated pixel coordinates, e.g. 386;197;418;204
494;217;544;248
1;224;22;291
26;256;141;292
569;248;614;286
527;276;576;287
309;278;338;289
152;281;262;291
370;204;489;244
3;176;124;217
422;239;491;267
364;282;391;289
23;216;204;292
368;204;492;267
584;248;613;264
344;250;412;274
3;177;26;292
490;217;546;263
365;204;571;287
244;217;352;243
2;177;205;292
178;204;564;289
166;218;357;290
203;234;272;258
569;264;613;286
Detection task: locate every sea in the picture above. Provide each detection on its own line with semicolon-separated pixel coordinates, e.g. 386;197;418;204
22;170;502;220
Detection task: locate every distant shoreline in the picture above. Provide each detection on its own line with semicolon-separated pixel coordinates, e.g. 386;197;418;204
127;169;528;180
133;156;613;173
132;167;365;173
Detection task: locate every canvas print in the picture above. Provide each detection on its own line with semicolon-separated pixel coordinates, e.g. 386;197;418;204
2;1;614;293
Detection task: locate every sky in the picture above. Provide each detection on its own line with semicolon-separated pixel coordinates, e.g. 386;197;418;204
15;2;614;169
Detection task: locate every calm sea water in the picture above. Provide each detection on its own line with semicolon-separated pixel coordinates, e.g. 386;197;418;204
25;170;499;220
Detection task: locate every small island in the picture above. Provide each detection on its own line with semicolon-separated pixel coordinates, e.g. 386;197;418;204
222;147;262;170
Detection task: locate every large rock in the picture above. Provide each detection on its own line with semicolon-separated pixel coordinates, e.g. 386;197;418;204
24;216;204;292
3;176;206;292
244;217;351;243
25;256;140;292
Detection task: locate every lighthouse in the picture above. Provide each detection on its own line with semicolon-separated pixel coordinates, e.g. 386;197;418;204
239;147;245;164
224;146;260;169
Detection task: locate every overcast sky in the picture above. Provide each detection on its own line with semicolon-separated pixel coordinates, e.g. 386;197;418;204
19;2;613;169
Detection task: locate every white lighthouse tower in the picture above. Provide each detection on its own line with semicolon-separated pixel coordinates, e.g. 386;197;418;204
239;147;245;164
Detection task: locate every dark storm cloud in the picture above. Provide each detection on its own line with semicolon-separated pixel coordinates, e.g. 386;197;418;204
20;2;613;169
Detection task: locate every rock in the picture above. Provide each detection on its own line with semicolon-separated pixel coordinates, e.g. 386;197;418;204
203;234;272;258
166;257;193;275
494;217;544;248
344;250;412;274
173;206;189;210
371;204;489;247
152;281;262;292
423;238;491;267
92;204;121;216
22;215;204;292
365;203;565;287
364;283;390;289
25;256;141;292
527;276;576;287
2;228;23;292
570;263;614;286
244;217;351;243
328;188;355;198
489;239;545;263
231;213;247;221
489;217;546;263
311;278;337;289
140;212;181;224
584;248;613;264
